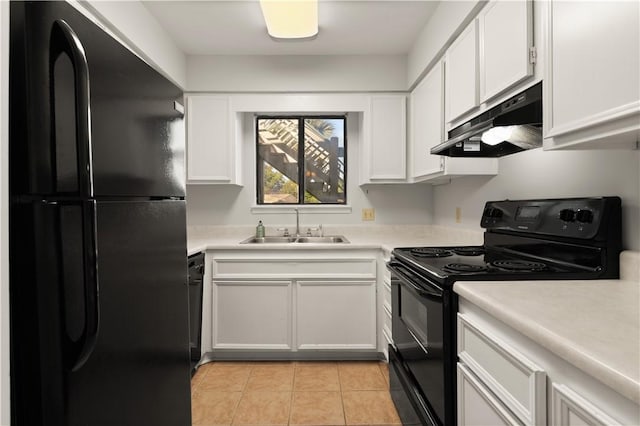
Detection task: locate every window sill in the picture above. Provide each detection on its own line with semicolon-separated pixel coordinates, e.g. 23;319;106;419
251;205;352;215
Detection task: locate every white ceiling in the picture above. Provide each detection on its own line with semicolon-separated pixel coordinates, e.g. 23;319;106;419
142;1;439;56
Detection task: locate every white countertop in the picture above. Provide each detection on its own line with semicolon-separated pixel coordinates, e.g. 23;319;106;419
186;224;484;256
454;251;640;405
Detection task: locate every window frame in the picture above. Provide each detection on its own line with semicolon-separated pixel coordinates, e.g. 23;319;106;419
255;115;347;205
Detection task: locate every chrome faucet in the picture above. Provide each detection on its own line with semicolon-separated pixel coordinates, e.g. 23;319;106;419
294;208;300;237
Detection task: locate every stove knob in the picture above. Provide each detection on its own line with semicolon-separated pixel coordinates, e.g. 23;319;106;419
575;209;594;223
558;209;576;222
484;207;502;218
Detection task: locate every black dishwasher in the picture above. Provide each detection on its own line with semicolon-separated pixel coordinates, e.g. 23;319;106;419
188;252;205;373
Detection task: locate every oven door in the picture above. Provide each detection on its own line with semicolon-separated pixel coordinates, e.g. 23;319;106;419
389;261;446;425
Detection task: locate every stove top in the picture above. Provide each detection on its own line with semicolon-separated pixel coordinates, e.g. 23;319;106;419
393;245;587;283
391;197;622;285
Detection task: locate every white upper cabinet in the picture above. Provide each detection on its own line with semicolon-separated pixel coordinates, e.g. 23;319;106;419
445;1;534;127
446;19;480;124
479;0;533;103
362;95;407;183
410;61;498;184
185;95;242;185
544;0;640;149
411;62;445;180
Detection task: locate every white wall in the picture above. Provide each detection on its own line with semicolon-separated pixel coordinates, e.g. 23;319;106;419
432;148;640;250
0;1;9;423
72;0;187;88
407;0;484;88
187;55;407;92
186;113;433;227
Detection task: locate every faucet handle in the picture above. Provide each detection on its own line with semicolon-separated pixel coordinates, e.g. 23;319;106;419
306;226;322;237
276;227;290;237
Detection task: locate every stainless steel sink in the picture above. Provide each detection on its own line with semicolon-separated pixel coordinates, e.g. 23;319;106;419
295;236;349;243
240;236;298;244
239;235;349;244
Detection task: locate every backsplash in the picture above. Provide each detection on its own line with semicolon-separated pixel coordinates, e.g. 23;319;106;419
432;148;640;251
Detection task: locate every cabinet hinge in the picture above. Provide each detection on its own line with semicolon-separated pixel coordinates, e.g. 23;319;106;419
529;47;537;64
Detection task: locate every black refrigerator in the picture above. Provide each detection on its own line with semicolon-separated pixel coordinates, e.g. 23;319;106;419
9;1;192;425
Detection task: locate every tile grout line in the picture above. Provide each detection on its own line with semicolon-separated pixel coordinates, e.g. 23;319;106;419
288;363;295;426
337;362;348;426
232;362;253;426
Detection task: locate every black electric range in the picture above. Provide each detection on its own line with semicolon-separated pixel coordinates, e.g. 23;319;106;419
387;197;621;426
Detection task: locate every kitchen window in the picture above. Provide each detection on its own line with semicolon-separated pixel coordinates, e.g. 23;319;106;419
256;116;346;205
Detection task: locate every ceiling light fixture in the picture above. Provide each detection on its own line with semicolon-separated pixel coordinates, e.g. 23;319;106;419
259;0;318;40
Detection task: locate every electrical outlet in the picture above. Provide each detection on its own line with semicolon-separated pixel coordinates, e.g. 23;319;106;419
362;208;375;221
455;207;462;223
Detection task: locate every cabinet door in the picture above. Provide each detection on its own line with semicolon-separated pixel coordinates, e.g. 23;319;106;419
479;0;533;103
545;1;640;149
551;384;621;426
367;95;407;181
186;95;237;183
213;280;292;349
296;280;376;350
446;20;479;124
411;62;445;180
458;314;546;425
457;364;521;426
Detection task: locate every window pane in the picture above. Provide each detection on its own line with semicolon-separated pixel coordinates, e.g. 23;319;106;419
303;118;346;204
257;118;300;204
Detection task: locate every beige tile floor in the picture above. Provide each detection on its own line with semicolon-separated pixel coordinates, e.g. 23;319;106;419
191;361;402;426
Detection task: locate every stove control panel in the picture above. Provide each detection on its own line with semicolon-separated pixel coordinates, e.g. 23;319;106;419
480;197;621;240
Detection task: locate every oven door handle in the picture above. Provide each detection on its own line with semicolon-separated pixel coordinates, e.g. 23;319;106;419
388;262;443;300
405;325;429;356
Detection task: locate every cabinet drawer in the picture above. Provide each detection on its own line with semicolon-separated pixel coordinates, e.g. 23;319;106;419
552;383;621;426
383;301;392;335
383;278;392;306
457;363;522;425
458;314;546;426
213;258;376;278
382;325;392;346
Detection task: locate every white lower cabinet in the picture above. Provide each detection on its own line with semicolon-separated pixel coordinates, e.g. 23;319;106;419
458;313;546;425
296;280;376;350
458;299;639;426
213;280;292;349
457;363;522;425
552;384;621;426
209;250;378;354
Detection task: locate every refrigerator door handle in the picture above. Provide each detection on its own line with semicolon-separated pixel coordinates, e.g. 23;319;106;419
50;19;94;198
70;200;100;371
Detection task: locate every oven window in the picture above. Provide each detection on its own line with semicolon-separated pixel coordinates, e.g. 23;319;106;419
401;287;429;350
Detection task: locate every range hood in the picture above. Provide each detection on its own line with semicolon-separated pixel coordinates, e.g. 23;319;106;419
431;82;542;157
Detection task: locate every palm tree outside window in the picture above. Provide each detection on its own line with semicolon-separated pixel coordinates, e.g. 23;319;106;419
256;116;346;205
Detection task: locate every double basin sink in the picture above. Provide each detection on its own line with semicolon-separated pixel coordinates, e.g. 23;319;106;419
240;235;349;244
